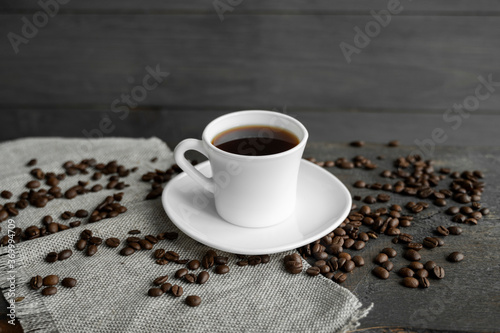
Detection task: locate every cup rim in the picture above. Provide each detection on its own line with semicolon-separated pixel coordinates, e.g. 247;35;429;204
202;110;309;160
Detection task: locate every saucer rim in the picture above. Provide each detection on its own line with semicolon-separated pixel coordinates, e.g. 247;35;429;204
162;159;352;254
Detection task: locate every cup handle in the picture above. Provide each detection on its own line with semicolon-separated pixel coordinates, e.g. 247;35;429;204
174;139;215;193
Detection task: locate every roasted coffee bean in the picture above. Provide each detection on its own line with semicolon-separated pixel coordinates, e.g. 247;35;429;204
61;277;77;288
363;196;376;204
446;206;460;215
187;260;201;270
30;275;43;290
58;249;72;261
480;207;490;216
338;252;351;261
175;268;188;279
433;266;445;279
452;214;467;223
215;264;230;275
344;239;355;249
42;286;57;296
423;237;439;248
407;243;423;251
144;236;158;245
27;158;37;166
91;184;103;192
350;140;364;147
354;180;366;188
160;283;172;293
47;223;59;234
448;226;462;235
403;277;419;288
45;252;58;263
260;255;271;264
153;275;169;286
381;261;394;272
104;237;120;248
186;295;202;307
202;255;215;269
1;191;13;199
197;271;210;284
436;226;450;236
89;237;102;245
164;251;180;261
164;232;179;240
374;253;389;264
81;229;92;240
372;267;390;279
156;259;169;265
153;249;165;259
128;230;141;235
352;255;365;267
148;288;164;297
436;238;445;246
434;198;447;207
343;260;356;272
69;221;81;228
313;251;328;260
43;275;59;286
26;180;41;189
353;240;366;250
419;277;430;288
377;194;391;203
171;285;183;297
408;262;424;271
126;236;141;244
398;233;413;243
76;239;87;251
404;249;421;261
138;239;153;250
87;244;98;256
399;267;415;277
447;251;464;262
75;209;88;218
424;261;436;271
184;274;196;283
415;269;429;279
306;267;321;276
248;255;262;265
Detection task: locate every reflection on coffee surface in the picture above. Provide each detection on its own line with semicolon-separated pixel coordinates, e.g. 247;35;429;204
212;125;299;156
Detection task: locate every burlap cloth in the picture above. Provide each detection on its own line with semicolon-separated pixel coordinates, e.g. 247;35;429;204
0;138;370;333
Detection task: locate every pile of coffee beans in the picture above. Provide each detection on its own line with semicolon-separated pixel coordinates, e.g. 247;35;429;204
29;274;77;296
294;151;489;289
140;161;191;200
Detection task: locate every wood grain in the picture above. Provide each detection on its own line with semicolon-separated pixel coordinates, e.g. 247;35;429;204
1;15;500;111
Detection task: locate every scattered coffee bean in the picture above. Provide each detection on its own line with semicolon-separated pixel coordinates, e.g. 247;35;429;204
372;267;390;279
436;226;449;236
447;251;464;262
160;283;172;293
42;286;57;296
105;238;120;248
352;255;365;267
153;275;169;286
399;267;415;278
404;249;421;261
215;264;230;275
381;261;394;272
284;253;303;274
29;275;43;290
448;226;462;235
45;252;58;263
197;271;210;284
433;266;445;279
186;295;202;307
184;274;196;283
171;285;183;297
403;277;419;288
86;244;98;256
408;262;424;271
43;275;59;286
61;277;77;288
175;268;188;279
381;248;397;258
419;277;430;288
58;249;72;261
148;288;164;297
187;260;201;270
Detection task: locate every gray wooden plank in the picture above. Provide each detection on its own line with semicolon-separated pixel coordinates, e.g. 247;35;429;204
1;15;500;111
2;0;500;14
0;109;499;149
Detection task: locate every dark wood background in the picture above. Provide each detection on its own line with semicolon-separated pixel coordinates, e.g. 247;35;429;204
1;1;500;332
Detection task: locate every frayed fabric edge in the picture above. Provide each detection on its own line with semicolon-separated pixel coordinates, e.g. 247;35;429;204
340;302;374;333
0;246;59;333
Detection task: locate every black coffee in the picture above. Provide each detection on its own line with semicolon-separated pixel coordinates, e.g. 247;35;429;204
212;125;299;156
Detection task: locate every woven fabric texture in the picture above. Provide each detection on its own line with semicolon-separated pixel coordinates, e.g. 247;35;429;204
0;137;370;333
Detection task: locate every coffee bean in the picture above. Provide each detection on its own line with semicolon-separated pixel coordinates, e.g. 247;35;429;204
436;226;450;236
138;239;153;250
433;266;445;279
61;277;77;288
436;238;445;246
197;271;210;284
398;267;415;278
153;249;165;259
45;252;58;263
424;261;436;271
353;240;366;250
26;180;41;189
86;244;98;256
186;295;202;307
42;286;57;296
423;237;439;248
447;251;464;262
69;221;81;228
419;277;430;288
434;198;447;207
446;206;460;215
75;209;88;218
144;235;158;244
27;158;37;166
350;140;364;147
398;233;413;243
153;275;169;286
30;275;43;290
381;248;397;258
105;238;120;248
164;251;180;261
363;196;376;204
184;274;196;283
160;283;172;293
306;267;321;276
448;226;462;235
215;264;230;275
407;243;423;251
187;260;201;270
128;230;141;235
374;253;389;264
343;260;356;272
43;275;59;286
148;288;164;297
89;237;102;246
202;255;214;269
156;259;168;265
343;239;355;249
354;180;366;188
415;269;429;278
404;249;421;261
381;261;394;272
352;255;365;267
408;261;424;271
80;229;92;240
47;223;59;234
171;285;183;297
248;255;262;265
452;214;467;223
91;184;103;192
175;268;188;279
403;277;419;288
260;255;271;264
377;194;391;203
75;239;87;251
1;191;13;199
58;249;72;261
237;260;248;266
372;267;390;279
480;207;490;216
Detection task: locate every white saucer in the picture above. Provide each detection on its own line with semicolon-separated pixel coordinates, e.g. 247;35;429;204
162;160;351;255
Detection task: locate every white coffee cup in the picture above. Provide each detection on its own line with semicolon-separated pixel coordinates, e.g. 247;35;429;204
174;110;308;228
